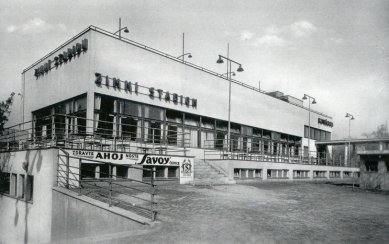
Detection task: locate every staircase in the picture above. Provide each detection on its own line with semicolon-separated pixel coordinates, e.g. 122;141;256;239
193;159;235;185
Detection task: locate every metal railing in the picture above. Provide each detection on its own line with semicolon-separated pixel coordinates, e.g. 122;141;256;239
57;149;157;221
203;139;359;167
0;114;190;155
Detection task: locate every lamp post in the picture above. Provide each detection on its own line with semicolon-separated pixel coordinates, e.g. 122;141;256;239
302;94;317;164
345;113;355;166
216;45;244;152
176;33;193;61
113;18;129;39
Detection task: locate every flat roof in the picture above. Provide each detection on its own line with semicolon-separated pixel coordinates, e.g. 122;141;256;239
316;138;389;145
22;25;332;119
357;150;389;156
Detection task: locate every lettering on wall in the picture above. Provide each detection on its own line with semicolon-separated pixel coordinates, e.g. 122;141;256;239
95;73;197;108
34;39;88;79
318;118;333;127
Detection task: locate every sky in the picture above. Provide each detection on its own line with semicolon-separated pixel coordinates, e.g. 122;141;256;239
0;0;388;139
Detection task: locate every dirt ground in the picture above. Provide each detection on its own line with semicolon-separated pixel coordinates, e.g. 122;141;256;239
88;182;389;244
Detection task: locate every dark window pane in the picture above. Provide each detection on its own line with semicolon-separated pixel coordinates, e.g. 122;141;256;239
0;172;10;194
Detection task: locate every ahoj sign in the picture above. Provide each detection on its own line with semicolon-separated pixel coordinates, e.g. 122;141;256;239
95;73;197;108
34;39;88;79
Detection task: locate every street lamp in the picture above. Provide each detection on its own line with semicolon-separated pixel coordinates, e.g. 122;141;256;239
345;113;355;166
302;94;317;164
113;18;129;39
177;53;192;60
178;33;194;61
216;46;244;152
221;72;236;77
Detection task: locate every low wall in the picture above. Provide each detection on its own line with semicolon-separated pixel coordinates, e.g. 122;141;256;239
211;160;359;181
51;188;149;243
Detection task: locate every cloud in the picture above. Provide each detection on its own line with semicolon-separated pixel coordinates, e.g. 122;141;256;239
290;20;317;37
6;25;17;33
240;30;254;41
264;25;283;35
329;37;344;44
5;18;67;34
256;34;287;47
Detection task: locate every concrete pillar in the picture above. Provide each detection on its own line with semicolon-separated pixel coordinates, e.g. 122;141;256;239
95;165;100;179
10;174;17;196
262;167;268;180
288;169;293;180
86;91;95;135
344;145;349;166
112;165;117;180
164;167;168;178
309;170;313;180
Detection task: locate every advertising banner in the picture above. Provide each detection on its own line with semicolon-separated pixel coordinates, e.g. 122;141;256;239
64;149;194;183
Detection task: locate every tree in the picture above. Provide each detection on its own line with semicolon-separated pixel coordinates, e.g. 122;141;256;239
361;123;389;138
0;92;15;133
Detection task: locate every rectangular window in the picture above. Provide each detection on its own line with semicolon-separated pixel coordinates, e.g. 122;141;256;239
116;165;128;178
167;167;178;178
26;175;34;202
143;166;153;178
313;171;326;178
314;129;320;141
144;106;164;121
320;131;326;141
310;128;315;140
325;132;331;141
234;169;241;178
304;126;309;138
241;169;248;178
365;161;378;172
268;169;288;178
329;171;340;178
0;172;10;195
155;167;166;178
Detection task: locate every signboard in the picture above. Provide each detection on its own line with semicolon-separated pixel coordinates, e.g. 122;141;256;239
65;149;194;183
318;118;333;127
34;39;88;79
94;73;197;108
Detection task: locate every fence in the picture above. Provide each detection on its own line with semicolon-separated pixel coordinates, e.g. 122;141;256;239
203;139;359;167
57;149;157;221
0;114;190;155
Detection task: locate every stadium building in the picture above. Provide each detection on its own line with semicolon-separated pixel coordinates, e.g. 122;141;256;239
0;25;359;243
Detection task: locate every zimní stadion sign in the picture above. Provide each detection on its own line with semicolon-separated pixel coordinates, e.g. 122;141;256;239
94;73;198;109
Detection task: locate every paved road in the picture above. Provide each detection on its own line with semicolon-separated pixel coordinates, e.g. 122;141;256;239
92;182;389;244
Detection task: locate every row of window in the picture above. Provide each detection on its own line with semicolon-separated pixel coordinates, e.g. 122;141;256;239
80;164;179;179
304;126;331;141
33;94;330;154
0;172;33;202
233;169;356;179
234;169;262;179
